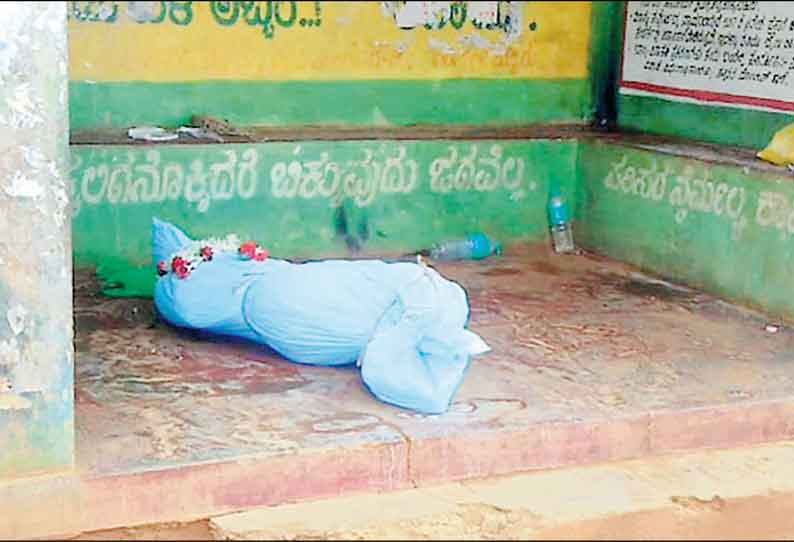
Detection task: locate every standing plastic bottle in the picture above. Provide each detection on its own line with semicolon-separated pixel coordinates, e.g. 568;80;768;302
426;233;502;261
548;190;575;254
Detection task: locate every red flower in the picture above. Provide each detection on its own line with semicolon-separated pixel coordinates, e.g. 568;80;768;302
253;248;269;262
239;241;257;260
200;246;214;261
171;256;191;279
157;261;168;276
171;256;188;272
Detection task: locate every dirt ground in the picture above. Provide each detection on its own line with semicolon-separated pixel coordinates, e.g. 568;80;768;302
74;520;213;541
73;490;794;541
532;493;794;541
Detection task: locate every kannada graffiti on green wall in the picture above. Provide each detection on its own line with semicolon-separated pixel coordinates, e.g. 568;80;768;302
601;153;750;242
578;141;794;320
70;142;533;217
598;149;794;246
69;139;578;298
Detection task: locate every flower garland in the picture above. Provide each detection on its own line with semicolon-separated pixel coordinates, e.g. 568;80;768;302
156;234;270;280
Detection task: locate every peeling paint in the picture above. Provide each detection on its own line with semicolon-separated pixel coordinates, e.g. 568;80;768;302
14;341;59;394
378;1;524;57
0;1;74;479
374;38;412;55
395;2;432;28
428;38;458;55
4;83;45;130
7;305;28;336
0;39;17;76
0;392;31;411
21;145;57;176
468;1;499;25
3;171;44;199
126;1;161;23
0;339;21;367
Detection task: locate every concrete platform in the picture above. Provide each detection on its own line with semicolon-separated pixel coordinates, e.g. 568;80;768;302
73;245;794;532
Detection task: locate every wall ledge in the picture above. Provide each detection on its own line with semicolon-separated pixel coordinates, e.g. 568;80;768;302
70;123;600;146
71;126;793;181
581;132;792;178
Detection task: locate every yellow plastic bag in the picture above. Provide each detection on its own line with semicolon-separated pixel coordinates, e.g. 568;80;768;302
758;123;794;166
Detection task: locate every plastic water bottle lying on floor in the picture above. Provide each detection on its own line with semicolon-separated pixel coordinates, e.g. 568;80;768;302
548;194;575;254
423;233;502;261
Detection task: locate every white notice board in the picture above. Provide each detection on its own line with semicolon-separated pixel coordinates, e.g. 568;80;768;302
620;1;794;113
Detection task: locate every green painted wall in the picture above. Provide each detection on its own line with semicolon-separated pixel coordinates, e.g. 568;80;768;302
577;139;794;321
619;95;794;152
72;134;794;326
69;2;794;326
69;79;592;132
64;2;630;300
71;138;578;298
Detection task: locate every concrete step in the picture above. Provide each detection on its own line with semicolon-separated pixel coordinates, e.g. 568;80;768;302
209;441;794;540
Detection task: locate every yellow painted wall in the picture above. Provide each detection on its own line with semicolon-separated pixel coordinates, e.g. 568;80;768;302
68;1;592;82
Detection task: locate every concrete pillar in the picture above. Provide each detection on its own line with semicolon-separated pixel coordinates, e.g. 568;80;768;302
0;2;74;479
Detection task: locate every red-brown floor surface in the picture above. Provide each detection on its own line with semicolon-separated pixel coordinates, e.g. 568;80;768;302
74;245;794;531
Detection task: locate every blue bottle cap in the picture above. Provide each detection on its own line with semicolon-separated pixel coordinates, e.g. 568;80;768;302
548;196;569;226
467;233;495;260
